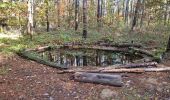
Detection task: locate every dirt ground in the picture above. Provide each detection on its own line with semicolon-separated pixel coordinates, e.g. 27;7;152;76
0;55;170;100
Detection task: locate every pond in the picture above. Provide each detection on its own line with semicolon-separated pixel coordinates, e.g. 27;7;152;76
37;47;143;67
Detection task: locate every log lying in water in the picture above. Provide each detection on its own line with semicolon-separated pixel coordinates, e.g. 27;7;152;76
58;67;170;74
18;50;67;69
74;72;123;86
114;62;158;69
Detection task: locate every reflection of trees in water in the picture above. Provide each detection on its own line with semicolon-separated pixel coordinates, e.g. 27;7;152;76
40;49;141;67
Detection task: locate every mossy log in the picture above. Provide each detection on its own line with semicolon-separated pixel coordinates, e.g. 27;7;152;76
74;72;123;86
129;47;155;57
18;50;67;69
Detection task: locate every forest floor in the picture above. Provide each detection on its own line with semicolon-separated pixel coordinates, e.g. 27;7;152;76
0;28;170;99
0;53;170;100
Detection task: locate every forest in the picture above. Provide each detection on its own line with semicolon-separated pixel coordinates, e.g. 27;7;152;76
0;0;170;99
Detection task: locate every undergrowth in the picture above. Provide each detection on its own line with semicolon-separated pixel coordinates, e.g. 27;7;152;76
0;26;169;57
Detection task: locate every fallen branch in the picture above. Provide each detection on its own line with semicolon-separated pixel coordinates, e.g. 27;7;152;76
74;72;123;86
110;43;142;48
58;67;170;74
114;62;158;69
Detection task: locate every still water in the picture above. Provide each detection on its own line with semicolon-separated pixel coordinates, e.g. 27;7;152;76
38;48;142;67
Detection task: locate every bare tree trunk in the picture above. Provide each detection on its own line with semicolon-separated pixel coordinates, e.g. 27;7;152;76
57;0;61;27
27;0;34;39
140;0;145;28
125;0;129;24
75;0;79;31
97;0;102;29
168;11;170;24
82;0;88;39
166;36;170;52
131;0;140;31
45;0;50;32
164;0;168;25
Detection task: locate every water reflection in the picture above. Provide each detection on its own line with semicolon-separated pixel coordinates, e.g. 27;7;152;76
39;48;142;67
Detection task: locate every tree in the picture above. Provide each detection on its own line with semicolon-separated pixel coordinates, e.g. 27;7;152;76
27;0;34;38
140;0;145;28
45;0;50;32
131;0;141;31
75;0;79;31
82;0;87;39
125;0;130;24
57;0;60;27
97;0;102;28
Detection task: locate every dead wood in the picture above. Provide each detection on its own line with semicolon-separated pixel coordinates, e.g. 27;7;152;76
114;62;158;69
74;72;123;86
58;67;170;74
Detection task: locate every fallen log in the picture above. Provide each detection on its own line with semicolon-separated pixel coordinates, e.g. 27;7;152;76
58;67;170;74
74;72;123;86
110;43;142;48
17;50;67;69
63;45;129;52
25;46;51;52
25;45;63;53
114;62;158;69
129;47;155;57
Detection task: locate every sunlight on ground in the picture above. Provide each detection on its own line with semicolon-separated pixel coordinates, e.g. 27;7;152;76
0;33;22;40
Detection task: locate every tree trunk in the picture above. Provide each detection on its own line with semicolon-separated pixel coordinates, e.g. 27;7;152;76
140;0;145;28
167;36;170;52
57;0;61;27
82;0;88;39
125;0;130;24
131;0;140;31
74;72;123;86
164;0;168;25
45;0;50;32
27;0;34;39
97;0;102;28
75;0;79;31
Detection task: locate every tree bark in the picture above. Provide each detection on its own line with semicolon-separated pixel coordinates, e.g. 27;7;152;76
164;0;168;25
74;72;123;86
58;67;170;74
27;0;34;39
166;36;170;52
131;0;140;31
114;62;157;69
45;0;50;32
75;0;79;31
97;0;102;29
57;0;61;27
82;0;88;39
140;0;145;28
125;0;129;24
